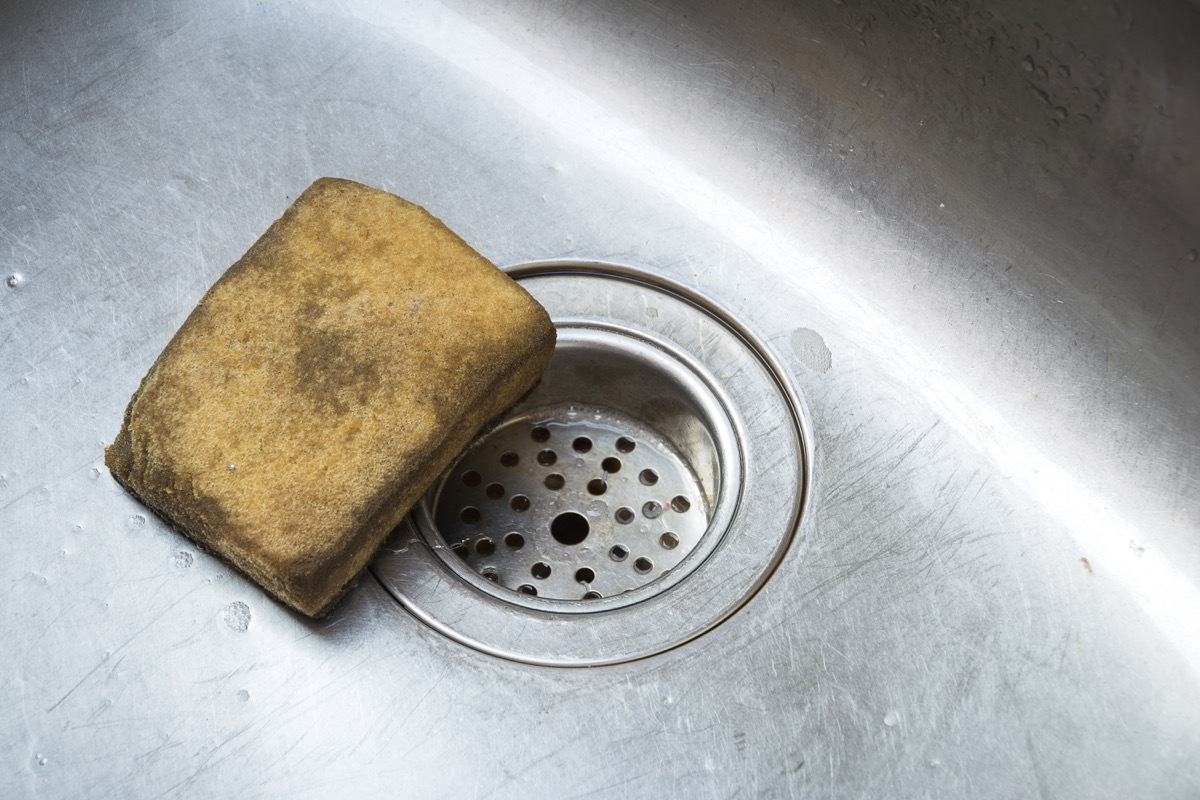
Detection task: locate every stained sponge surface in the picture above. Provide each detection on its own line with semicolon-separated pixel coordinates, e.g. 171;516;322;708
106;178;555;617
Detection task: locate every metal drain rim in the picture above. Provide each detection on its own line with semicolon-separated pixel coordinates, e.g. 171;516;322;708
417;324;743;612
372;261;811;666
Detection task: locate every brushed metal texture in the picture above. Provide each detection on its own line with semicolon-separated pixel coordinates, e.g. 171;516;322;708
2;0;1198;796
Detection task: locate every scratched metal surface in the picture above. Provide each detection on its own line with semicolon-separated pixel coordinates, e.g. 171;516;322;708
3;0;1199;796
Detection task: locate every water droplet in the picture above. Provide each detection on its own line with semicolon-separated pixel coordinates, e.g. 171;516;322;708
173;551;194;569
128;514;146;528
88;468;100;479
1187;249;1198;262
6;274;21;288
227;464;236;471
1021;55;1034;72
929;758;942;768
73;524;82;531
235;689;250;702
36;754;47;766
1054;106;1068;119
884;712;900;727
222;601;251;632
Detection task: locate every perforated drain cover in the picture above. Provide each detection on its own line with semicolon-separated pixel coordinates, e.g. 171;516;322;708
435;408;709;600
372;262;808;666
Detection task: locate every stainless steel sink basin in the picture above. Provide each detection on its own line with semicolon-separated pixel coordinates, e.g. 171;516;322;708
3;0;1198;796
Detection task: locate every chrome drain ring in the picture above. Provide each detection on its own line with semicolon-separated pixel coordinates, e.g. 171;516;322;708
372;261;810;666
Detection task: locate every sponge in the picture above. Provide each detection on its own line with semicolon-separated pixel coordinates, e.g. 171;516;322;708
106;178;555;617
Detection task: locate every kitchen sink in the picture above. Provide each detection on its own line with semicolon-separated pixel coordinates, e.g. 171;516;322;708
2;0;1198;796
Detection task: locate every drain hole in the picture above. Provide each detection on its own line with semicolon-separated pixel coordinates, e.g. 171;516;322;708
634;557;654;574
573;436;593;453
601;457;621;473
583;591;603;600
461;507;481;524
537;449;557;466
659;532;679;550
462;470;481;487
500;451;519;467
482;568;500;582
531;562;552;579
544;473;565;490
530;426;550;443
616;436;636;453
518;584;538;596
639;469;659;486
475;537;495;556
451;542;468;559
610;544;629;561
551;512;590;545
587;478;607;495
510;495;531;512
504;532;525;550
615;507;635;524
575;567;596;584
671;496;691;513
642;501;662;519
485;482;505;499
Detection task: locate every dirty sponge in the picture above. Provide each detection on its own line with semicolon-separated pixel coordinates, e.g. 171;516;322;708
106;178;555;617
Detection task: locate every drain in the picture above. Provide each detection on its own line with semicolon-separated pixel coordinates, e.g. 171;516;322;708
434;405;711;601
373;262;809;666
429;320;735;613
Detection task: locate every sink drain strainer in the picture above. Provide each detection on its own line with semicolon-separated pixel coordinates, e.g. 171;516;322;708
373;261;809;666
434;406;711;601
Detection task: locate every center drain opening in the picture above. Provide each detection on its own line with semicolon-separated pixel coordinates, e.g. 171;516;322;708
551;512;590;545
429;325;731;605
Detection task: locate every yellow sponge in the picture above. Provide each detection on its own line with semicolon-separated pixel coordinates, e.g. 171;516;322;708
106;178;555;617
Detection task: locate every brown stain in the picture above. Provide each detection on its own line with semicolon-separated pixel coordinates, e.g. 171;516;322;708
1080;556;1093;575
291;275;381;416
292;325;382;415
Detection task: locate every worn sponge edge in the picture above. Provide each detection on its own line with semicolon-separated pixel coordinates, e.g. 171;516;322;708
105;178;556;617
